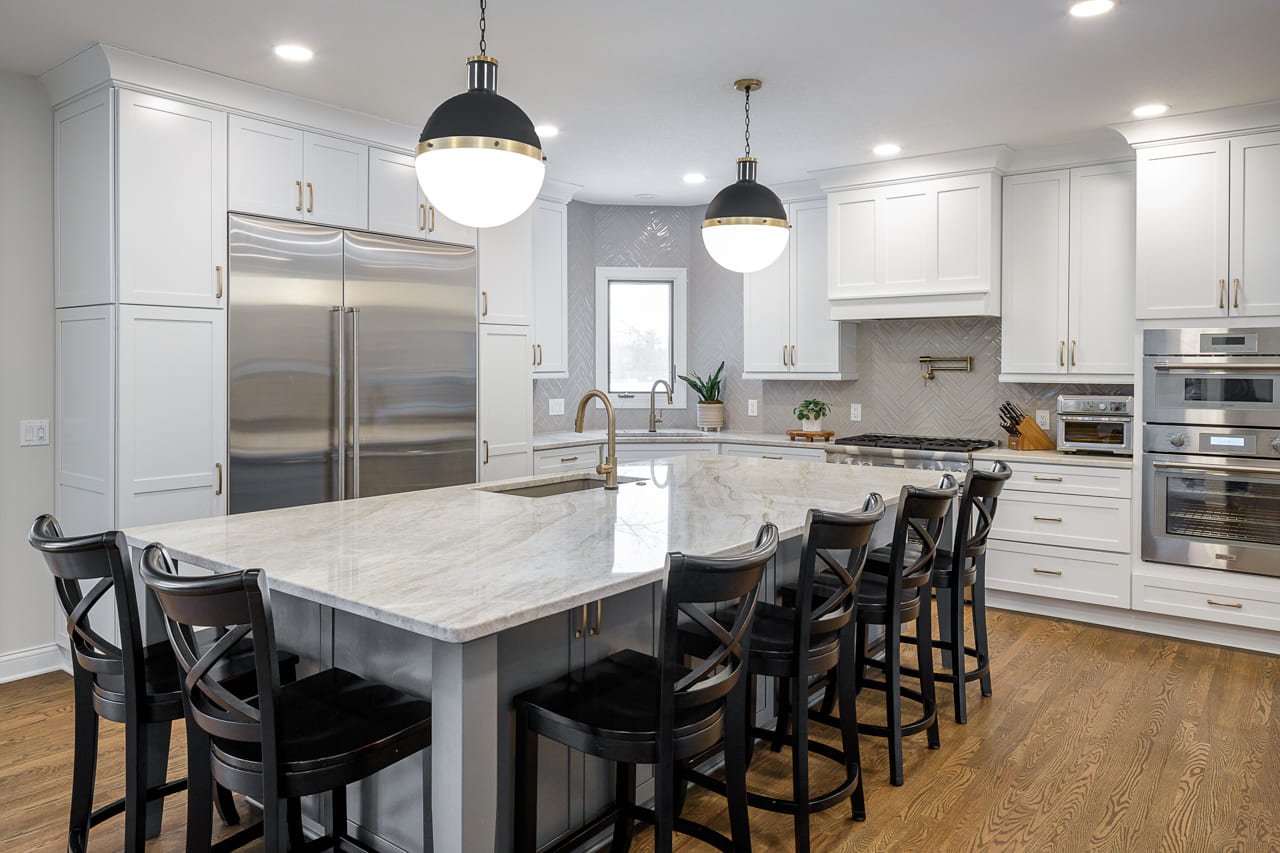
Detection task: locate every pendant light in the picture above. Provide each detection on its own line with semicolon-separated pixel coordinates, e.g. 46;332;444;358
701;79;789;274
415;0;545;228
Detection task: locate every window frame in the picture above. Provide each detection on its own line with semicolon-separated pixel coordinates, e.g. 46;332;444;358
594;266;688;410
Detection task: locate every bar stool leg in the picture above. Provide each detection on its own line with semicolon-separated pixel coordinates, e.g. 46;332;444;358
654;750;676;853
327;787;346;842
885;616;904;787
67;671;98;853
771;677;790;753
973;563;993;698
917;583;941;750
836;625;866;822
123;718;148;852
853;622;867;694
791;671;811;853
725;675;753;853
143;721;171;839
610;762;636;851
513;707;538;853
183;718;214;853
950;580;969;723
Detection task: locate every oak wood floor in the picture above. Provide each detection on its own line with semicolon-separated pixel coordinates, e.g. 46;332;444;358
2;609;1277;852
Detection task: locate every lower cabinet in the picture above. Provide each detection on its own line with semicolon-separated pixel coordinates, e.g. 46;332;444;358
719;443;829;462
615;443;719;464
1132;565;1280;631
478;324;534;482
986;541;1129;608
534;445;602;475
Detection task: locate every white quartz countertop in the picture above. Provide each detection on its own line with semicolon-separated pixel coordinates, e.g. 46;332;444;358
124;455;941;644
972;447;1134;469
534;429;843;452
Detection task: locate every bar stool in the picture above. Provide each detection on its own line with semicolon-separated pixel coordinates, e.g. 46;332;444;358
513;523;779;853
681;496;885;853
139;541;434;853
27;515;276;853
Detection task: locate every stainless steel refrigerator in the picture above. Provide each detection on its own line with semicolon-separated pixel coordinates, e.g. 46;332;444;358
227;214;476;514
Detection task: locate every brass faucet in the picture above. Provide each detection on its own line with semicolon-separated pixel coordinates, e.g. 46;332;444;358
574;390;619;489
648;380;673;433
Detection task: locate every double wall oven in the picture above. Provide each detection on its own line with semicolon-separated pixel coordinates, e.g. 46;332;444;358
1143;328;1280;578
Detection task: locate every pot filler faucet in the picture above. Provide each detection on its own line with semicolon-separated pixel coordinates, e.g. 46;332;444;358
649;380;673;433
574;390;619;489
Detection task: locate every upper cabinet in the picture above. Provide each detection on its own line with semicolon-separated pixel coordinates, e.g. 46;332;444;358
229;116;368;230
477;206;535;326
744;198;855;379
1001;163;1136;381
368;147;477;245
827;172;1000;320
1136;132;1280;319
531;200;569;377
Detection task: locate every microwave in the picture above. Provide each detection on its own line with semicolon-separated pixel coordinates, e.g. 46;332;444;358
1056;395;1134;455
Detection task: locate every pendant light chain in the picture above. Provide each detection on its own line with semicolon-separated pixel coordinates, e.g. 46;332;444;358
743;84;752;157
479;0;488;56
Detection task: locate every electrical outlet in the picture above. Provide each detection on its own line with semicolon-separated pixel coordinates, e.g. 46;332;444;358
1035;410;1051;430
747;399;758;417
19;419;50;447
849;403;862;422
549;398;565;416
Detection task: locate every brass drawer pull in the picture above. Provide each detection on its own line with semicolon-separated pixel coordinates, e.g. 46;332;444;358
1234;277;1241;309
215;265;223;299
428;205;437;233
1033;475;1063;482
1070;340;1077;367
295;179;303;212
559;456;579;463
590;600;603;636
306;181;314;213
215;462;223;496
1218;278;1226;310
762;455;785;460
1032;515;1064;523
782;345;789;367
1207;599;1243;609
1033;568;1062;576
1058;340;1065;367
482;439;489;464
574;604;588;638
790;345;797;366
420;203;427;231
481;291;488;317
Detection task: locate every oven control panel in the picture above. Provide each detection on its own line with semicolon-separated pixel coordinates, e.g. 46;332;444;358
1145;425;1279;457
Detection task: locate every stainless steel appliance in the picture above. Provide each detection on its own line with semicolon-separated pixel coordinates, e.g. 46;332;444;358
1142;328;1280;577
832;434;997;473
228;214;476;513
1056;394;1134;455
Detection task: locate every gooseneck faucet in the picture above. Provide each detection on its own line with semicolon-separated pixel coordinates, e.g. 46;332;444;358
574;390;619;489
648;379;673;433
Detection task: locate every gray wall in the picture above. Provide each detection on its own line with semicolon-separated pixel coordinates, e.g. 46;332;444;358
0;71;55;663
535;202;1129;440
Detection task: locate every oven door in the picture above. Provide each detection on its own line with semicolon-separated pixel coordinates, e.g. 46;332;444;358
1057;415;1132;453
1143;452;1280;577
1144;357;1280;427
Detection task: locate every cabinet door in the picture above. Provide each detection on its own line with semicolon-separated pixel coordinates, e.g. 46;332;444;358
420;196;478;247
532;200;569;376
478;324;533;481
56;306;116;534
789;199;840;373
302;132;368;229
1136;140;1230;319
116;306;227;527
55;91;113;308
228;115;304;219
1069;163;1135;375
828;188;878;301
1001;171;1070;375
1230;132;1280;317
117;91;227;308
477;208;534;326
743;234;791;374
368;147;422;238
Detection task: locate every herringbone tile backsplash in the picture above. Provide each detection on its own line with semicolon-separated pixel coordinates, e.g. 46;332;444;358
533;203;1131;441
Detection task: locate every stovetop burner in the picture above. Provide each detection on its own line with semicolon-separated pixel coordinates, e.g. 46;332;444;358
834;433;997;453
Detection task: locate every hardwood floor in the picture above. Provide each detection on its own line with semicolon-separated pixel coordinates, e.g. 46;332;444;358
2;609;1277;851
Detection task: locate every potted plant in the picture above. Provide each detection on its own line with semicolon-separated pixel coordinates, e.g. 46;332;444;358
793;398;830;432
678;361;726;431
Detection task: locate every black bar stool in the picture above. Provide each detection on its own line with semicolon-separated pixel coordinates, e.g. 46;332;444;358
28;515;270;853
682;496;885;853
139;541;434;853
513;523;779;853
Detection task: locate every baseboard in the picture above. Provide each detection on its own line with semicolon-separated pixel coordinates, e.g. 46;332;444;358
0;643;70;684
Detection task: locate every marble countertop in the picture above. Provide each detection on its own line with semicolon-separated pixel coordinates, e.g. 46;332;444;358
972;447;1134;469
124;455;941;644
534;429;845;452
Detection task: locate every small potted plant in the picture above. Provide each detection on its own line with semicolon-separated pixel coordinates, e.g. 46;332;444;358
793;398;830;432
678;361;726;431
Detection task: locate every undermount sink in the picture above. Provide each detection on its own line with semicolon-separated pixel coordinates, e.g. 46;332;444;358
487;475;645;498
617;428;706;437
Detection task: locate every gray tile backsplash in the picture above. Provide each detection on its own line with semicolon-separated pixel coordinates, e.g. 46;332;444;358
533;202;1131;442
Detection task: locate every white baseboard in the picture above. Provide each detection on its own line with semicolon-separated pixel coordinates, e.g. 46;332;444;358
0;643;71;684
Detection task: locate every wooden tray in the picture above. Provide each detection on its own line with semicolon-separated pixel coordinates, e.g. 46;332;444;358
787;429;835;443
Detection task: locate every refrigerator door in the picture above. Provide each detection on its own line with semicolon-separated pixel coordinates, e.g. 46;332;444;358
228;215;345;513
343;231;477;496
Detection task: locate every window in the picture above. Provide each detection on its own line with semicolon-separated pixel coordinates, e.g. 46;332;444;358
595;267;688;408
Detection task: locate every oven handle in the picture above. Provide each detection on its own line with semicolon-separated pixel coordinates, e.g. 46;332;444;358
1151;363;1280;371
1152;461;1280;478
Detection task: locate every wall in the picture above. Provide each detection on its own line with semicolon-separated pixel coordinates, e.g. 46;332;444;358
535;202;1128;441
0;71;57;677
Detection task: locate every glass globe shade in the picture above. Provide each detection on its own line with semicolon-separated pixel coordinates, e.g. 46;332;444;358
415;147;545;229
701;223;789;273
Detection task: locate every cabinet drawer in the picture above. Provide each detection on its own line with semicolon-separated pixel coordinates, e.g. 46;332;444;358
986;542;1130;608
720;443;828;461
1133;567;1280;631
1002;461;1132;498
616;444;718;463
992;493;1130;552
533;445;601;474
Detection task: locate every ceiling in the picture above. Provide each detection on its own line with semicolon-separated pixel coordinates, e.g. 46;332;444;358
3;0;1279;204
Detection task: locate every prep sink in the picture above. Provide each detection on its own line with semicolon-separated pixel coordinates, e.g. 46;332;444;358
485;475;645;498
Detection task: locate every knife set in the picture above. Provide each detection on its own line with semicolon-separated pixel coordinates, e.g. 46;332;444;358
999;401;1056;451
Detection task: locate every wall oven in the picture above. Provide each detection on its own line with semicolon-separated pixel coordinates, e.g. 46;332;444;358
1144;328;1280;428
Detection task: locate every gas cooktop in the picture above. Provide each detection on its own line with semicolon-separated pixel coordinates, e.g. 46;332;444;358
834;433;998;453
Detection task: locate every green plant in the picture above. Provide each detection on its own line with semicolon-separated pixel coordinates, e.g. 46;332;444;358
677;361;725;403
793;398;830;422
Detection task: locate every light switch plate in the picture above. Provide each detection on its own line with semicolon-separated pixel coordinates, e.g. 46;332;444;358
849;403;862;422
549;398;565;416
1035;410;1051;430
20;419;50;447
747;399;758;417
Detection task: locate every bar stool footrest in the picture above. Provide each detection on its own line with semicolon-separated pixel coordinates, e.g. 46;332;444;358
854;677;938;738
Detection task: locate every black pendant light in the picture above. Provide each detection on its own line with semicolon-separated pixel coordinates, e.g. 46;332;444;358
415;0;546;228
701;79;789;273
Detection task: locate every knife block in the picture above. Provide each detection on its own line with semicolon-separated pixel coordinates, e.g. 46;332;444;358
1008;418;1056;451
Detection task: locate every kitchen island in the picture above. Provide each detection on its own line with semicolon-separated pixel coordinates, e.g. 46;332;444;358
124;454;945;852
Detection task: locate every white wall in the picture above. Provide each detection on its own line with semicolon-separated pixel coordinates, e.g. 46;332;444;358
0;70;57;678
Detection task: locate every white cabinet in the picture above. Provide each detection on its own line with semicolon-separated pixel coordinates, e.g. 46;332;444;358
55;307;116;535
533;445;601;475
615;444;718;464
478;325;533;481
743;199;855;379
368;147;477;245
1001;163;1135;380
719;443;828;462
229;116;368;229
55;92;112;308
531;200;569;377
477;207;535;327
828;172;1000;320
1230;131;1280;316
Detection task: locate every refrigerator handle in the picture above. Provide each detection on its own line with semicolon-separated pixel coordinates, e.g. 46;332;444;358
332;306;346;501
350;306;361;499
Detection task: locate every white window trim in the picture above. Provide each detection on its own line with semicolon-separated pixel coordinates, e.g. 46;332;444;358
594;266;688;409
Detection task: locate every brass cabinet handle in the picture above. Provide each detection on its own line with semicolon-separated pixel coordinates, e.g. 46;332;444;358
782;345;789;367
762;455;785;460
295;180;303;212
419;203;427;231
1070;340;1077;367
790;344;797;366
574;604;589;638
428;205;437;233
532;344;538;366
482;439;489;464
1033;475;1064;482
1219;278;1226;309
590;600;603;636
1032;515;1064;523
215;462;223;496
481;291;489;317
1032;567;1062;576
1207;598;1243;609
1058;340;1065;367
1234;277;1241;309
215;265;223;299
306;181;314;214
559;456;579;463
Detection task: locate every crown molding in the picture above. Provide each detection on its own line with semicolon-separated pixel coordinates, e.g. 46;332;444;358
538;178;584;205
810;145;1014;191
1110;100;1280;147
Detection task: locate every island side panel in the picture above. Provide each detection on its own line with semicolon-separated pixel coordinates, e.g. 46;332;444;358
432;634;500;853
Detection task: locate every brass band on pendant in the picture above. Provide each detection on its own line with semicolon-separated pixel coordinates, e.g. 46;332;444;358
416;136;544;161
701;216;790;229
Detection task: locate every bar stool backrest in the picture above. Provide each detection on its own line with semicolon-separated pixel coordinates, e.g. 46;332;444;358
951;461;1013;567
886;475;961;599
793;493;887;653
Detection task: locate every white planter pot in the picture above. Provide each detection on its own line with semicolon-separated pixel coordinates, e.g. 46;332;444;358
802;418;823;432
697;401;725;431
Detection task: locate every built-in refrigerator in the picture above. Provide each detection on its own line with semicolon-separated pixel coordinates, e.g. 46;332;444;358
227;213;477;513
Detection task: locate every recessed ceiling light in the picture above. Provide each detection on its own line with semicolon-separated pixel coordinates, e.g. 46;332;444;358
683;172;707;184
873;143;902;157
534;124;559;138
273;44;314;62
1069;0;1115;17
1132;103;1170;118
